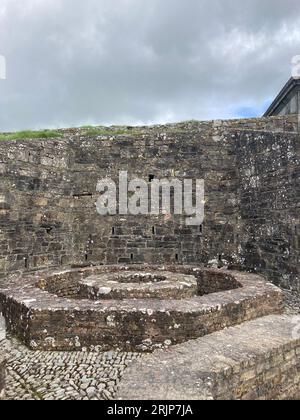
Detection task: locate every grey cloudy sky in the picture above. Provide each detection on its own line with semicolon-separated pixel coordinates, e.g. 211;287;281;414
0;0;300;131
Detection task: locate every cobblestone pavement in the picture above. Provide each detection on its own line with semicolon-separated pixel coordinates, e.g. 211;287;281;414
1;337;140;400
1;288;300;400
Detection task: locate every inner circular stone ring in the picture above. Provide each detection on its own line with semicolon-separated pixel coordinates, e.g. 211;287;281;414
78;270;198;300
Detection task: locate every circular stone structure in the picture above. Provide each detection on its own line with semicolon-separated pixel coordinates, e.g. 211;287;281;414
0;265;283;352
79;271;198;300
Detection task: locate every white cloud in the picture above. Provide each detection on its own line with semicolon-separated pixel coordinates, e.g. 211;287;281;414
0;0;300;130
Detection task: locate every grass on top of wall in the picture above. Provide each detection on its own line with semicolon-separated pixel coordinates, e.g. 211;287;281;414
0;130;63;140
81;127;142;137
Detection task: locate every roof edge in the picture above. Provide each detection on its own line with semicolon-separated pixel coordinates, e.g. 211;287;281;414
264;77;300;116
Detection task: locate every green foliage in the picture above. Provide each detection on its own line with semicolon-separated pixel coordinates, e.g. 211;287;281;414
0;130;63;140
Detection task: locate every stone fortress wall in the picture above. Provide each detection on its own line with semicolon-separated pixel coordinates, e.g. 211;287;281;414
0;115;299;292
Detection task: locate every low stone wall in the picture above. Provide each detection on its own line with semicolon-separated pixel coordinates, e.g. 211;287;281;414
78;271;198;300
0;315;6;399
35;265;241;298
0;353;5;400
116;315;300;400
0;267;283;352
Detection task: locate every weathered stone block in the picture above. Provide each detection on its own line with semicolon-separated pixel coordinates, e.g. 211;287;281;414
116;315;300;400
0;266;283;352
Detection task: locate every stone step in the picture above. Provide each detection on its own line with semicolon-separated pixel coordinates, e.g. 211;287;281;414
116;315;300;400
0;353;5;400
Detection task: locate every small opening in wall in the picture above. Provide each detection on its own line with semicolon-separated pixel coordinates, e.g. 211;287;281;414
112;227;115;235
149;174;155;183
85;253;88;261
72;192;93;199
175;253;179;262
130;253;134;261
24;258;29;269
218;254;222;262
152;226;155;235
199;225;203;234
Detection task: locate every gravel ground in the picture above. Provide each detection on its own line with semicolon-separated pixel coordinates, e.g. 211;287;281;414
1;288;300;401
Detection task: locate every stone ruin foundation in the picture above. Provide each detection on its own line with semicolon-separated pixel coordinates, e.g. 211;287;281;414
0;265;282;352
1;264;299;400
